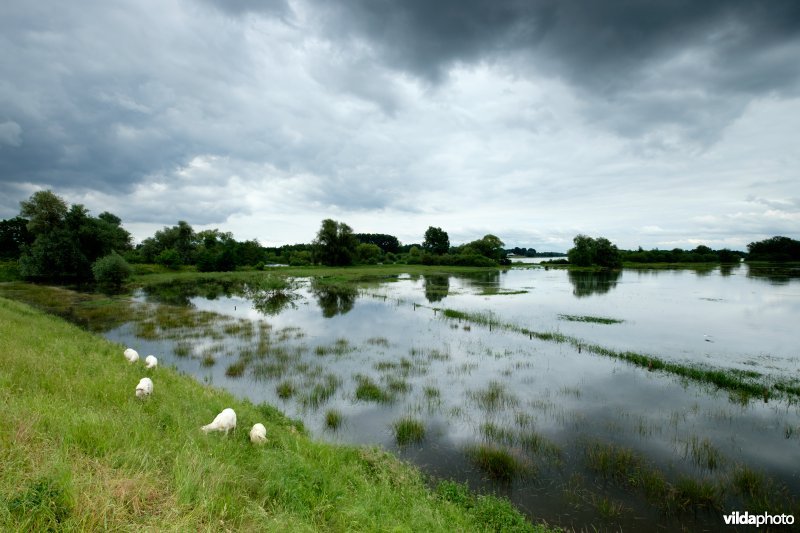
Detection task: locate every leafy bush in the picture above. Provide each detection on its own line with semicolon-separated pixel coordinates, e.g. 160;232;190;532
91;252;133;285
155;249;182;269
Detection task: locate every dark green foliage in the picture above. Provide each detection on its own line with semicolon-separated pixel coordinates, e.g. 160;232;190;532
423;226;450;255
0;216;33;259
137;221;197;265
313;219;358;266
19;190;68;235
91;252;133;286
506;246;537;257
155;249;182;269
567;235;622;267
16;191;132;281
356;243;383;264
747;236;800;262
288;250;312;266
459;234;509;265
354;233;400;253
416;252;497;267
620;245;746;263
19;229;89;280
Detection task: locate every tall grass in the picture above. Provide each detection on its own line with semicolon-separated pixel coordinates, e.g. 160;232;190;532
0;296;549;531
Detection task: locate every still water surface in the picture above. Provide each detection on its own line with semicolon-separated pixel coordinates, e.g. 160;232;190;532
102;264;799;531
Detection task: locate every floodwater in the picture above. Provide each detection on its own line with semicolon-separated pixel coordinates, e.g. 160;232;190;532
95;264;800;530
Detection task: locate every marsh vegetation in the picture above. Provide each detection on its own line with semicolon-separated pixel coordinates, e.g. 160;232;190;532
1;262;798;531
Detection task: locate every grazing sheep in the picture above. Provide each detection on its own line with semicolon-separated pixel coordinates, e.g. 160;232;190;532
201;408;237;435
145;355;158;369
250;423;267;443
124;348;139;363
135;377;153;398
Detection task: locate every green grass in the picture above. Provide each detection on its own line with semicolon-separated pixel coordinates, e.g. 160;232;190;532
0;296;551;531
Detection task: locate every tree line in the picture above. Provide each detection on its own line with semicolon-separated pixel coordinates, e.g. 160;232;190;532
1;190;797;284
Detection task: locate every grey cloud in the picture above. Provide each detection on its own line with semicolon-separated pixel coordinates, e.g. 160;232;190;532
0;120;22;146
746;195;800;212
196;0;292;18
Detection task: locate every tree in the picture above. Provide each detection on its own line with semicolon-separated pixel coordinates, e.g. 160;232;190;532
593;237;622;268
423;226;449;255
568;234;621;268
313;219;358;266
357;243;382;264
16;190;131;281
137;221;197;265
0;217;33;259
747;236;800;262
463;234;507;264
92;252;133;286
354;233;401;254
567;235;596;266
19;190;68;235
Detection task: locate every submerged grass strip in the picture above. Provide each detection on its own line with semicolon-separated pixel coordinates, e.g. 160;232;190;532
558;314;624;324
0;296;551;532
432;305;796;401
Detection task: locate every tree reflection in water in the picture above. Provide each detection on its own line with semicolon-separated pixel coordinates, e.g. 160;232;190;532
567;269;622;297
312;281;357;317
423;274;450;303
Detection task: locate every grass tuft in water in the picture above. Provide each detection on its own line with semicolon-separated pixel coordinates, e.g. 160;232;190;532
684;436;722;471
276;380;295;399
299;374;341;409
465;445;531;482
354;375;392;403
325;409;343;430
224;361;246;378
480;422;516;446
468;381;518;411
174;341;192;357
558;314;623;324
393;417;425;445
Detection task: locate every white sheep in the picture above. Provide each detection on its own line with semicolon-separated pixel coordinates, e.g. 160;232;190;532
124;348;139;363
135;377;153;398
249;423;267;443
145;355;158;369
201;408;237;435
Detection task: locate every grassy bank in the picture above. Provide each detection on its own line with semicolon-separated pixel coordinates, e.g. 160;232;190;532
0;296;551;531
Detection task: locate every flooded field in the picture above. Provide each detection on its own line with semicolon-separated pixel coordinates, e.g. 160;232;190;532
3;263;799;531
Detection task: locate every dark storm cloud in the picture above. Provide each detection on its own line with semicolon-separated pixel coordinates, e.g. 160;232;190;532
319;0;800;91
317;0;800;141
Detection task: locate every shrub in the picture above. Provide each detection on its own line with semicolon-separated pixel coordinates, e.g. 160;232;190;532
91;252;133;285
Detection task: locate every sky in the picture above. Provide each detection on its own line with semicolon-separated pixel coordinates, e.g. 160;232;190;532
1;0;799;251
